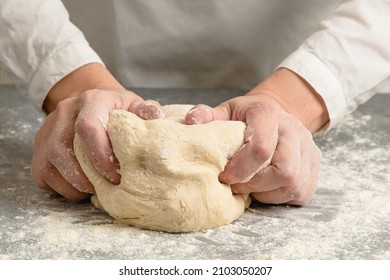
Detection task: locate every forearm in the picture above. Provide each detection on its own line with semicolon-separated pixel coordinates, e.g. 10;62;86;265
43;63;124;113
279;0;390;129
248;68;329;133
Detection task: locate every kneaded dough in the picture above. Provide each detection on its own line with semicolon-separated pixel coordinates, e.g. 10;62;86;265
74;105;250;232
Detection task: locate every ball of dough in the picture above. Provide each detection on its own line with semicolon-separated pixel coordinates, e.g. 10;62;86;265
74;105;250;232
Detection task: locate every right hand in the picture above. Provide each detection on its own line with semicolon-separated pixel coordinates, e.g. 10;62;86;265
185;95;321;205
185;68;329;205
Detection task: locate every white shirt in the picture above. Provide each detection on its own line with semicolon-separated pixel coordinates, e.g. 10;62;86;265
1;0;389;130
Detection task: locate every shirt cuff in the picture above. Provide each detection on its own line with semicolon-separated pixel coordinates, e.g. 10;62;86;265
277;47;347;131
28;42;104;109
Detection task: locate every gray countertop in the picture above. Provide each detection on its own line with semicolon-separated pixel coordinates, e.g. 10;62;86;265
0;85;389;260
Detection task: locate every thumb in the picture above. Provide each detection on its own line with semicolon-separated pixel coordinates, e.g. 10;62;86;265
133;100;164;120
184;104;231;124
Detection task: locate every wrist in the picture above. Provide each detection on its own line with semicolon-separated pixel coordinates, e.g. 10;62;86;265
248;68;329;132
43;63;125;113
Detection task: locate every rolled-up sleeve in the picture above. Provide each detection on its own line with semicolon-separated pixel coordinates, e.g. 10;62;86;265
0;0;103;109
279;0;390;130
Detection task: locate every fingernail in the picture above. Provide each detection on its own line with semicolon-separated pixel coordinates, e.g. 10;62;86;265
139;102;164;120
107;171;121;185
218;172;227;183
73;183;95;194
184;108;197;124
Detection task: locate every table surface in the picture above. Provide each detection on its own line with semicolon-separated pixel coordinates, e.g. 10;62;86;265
0;85;389;260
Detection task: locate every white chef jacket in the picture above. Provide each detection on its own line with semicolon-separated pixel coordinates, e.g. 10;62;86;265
1;0;390;130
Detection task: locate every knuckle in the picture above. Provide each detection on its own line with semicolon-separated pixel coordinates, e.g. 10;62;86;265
75;116;97;139
55;98;73;114
262;101;280;115
34;128;43;144
279;185;307;205
31;163;52;190
252;141;273;162
250;101;280;121
46;143;63;163
289;180;317;206
55;99;67;112
292;189;312;206
31;170;45;189
280;165;299;186
246;101;278;119
77;89;104;107
292;188;306;202
81;89;101;100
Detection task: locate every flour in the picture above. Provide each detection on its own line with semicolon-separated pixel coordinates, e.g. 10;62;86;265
0;105;43;142
1;90;390;260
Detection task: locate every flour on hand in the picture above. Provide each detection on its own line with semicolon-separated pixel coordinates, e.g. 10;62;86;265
74;105;249;232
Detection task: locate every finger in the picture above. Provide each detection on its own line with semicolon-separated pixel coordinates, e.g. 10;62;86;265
74;89;147;184
75;101;121;185
250;137;321;206
219;107;279;184
32;155;57;195
250;162;313;205
287;145;321;205
32;126;50;190
231;129;300;193
32;110;94;196
48;138;96;194
32;140;88;201
75;90;160;184
43;165;89;201
134;100;164;120
186;96;262;124
251;187;295;205
46;102;96;193
250;159;304;205
284;129;321;205
184;104;231;125
32;169;56;195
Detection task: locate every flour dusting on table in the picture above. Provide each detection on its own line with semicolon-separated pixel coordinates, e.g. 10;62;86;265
1;89;389;260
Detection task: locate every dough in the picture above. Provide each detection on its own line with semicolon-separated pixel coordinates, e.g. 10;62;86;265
74;105;250;232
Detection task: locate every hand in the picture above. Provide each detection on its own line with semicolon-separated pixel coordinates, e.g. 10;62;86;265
185;68;329;205
31;64;163;201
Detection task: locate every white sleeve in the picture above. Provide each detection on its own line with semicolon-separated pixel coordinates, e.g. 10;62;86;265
0;0;103;108
278;0;390;130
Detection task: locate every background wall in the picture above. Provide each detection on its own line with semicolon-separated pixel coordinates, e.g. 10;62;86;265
0;1;389;93
0;0;117;85
61;0;117;77
0;71;9;85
